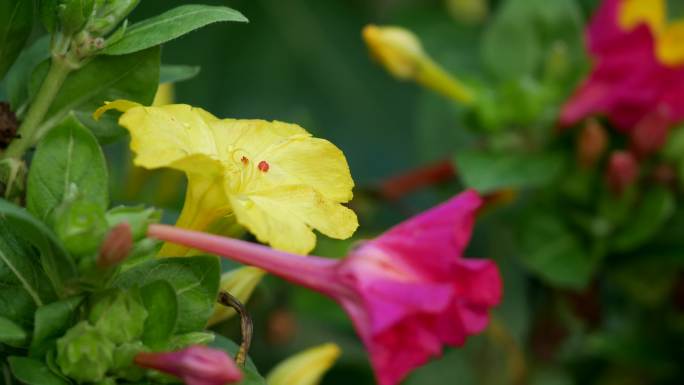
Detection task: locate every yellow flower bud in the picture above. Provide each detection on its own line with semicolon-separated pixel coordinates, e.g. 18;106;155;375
362;24;475;105
266;344;341;385
207;267;266;326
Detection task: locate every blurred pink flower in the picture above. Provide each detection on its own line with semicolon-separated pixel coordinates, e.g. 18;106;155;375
148;190;502;385
135;346;242;385
605;150;639;194
560;0;684;133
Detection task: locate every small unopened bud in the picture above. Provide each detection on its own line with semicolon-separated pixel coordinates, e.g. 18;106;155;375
135;346;243;385
630;107;671;158
363;25;425;80
362;24;475;104
577;119;608;168
605;151;639;194
98;223;133;268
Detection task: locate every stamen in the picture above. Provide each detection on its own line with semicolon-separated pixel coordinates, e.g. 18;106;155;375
241;156;249;165
258;161;270;172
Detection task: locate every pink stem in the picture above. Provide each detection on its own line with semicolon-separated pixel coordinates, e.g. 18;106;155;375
148;224;345;296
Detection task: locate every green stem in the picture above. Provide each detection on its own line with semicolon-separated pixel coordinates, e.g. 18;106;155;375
2;57;72;159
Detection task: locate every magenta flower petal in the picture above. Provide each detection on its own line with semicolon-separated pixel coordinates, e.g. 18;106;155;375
560;0;684;132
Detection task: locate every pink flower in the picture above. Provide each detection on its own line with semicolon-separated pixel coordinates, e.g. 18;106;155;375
134;345;243;385
560;0;684;132
148;190;502;385
605;150;639;194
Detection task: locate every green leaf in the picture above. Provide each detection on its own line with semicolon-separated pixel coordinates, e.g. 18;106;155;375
0;316;28;347
454;150;565;193
103;4;247;55
0;199;76;298
160;64;201;84
27;114;109;222
5;36;50;112
30;296;84;357
31;47;160;142
518;212;598;289
0;213;56;329
8;357;70;385
113;256;220;333
140;280;178;349
481;0;584;80
0;0;34;79
612;188;676;252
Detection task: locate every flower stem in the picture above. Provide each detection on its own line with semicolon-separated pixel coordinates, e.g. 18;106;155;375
2;57;72;159
148;224;344;296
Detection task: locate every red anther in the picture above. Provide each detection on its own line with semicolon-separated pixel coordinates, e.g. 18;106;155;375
241;156;249;165
258;161;270;172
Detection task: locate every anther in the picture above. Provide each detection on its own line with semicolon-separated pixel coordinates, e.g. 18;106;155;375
258;161;270;172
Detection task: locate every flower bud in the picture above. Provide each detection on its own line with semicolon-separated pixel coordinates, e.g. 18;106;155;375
630;107;671;158
0;158;27;204
111;341;147;381
605;151;639;194
88;288;148;344
97;222;133;268
363;25;425;80
135;345;243;385
577;119;608;168
362;24;475;104
87;0;140;36
53;197;108;257
266;343;341;385
56;321;115;383
207;267;266;326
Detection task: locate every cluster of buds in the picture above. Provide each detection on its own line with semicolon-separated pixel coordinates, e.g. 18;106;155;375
45;0;140;67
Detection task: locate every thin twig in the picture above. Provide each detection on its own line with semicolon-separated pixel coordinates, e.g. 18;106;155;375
217;291;253;367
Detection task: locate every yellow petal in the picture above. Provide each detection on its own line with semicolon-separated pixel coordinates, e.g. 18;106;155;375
230;185;358;254
207;267;266;327
618;0;666;34
209;119;308;160
93;99;142;120
118;104;219;170
266;344;341;385
657;21;684;66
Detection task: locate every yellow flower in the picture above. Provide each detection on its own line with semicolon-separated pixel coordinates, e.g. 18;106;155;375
95;101;358;255
362;24;475;105
618;0;684;66
207;267;266;327
266;344;341;385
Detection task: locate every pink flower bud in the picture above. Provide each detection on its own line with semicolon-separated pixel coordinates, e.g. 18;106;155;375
605;151;639;194
135;345;242;385
97;223;133;268
630;107;671;158
576;119;608;168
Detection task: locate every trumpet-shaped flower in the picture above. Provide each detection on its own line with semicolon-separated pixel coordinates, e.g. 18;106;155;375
148;190;502;385
560;0;684;132
134;345;242;385
266;343;341;385
95;101;358;255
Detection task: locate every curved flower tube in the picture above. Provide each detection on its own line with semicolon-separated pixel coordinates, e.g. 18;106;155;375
560;0;684;133
134;345;242;385
95;100;358;255
148;190;502;385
